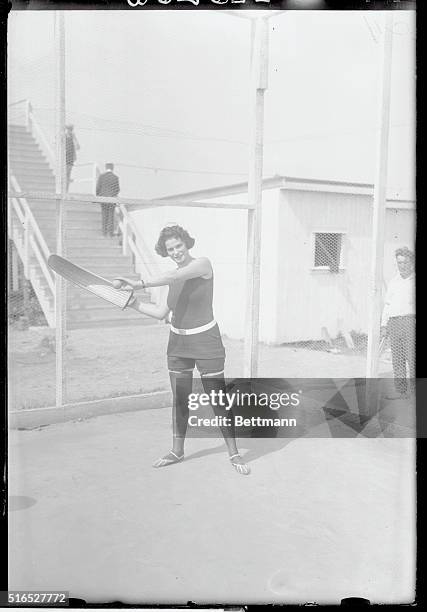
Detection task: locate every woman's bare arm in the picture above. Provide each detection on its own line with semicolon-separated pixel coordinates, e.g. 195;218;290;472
115;257;212;291
128;289;170;320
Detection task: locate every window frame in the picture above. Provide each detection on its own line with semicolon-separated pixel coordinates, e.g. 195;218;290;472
310;230;347;272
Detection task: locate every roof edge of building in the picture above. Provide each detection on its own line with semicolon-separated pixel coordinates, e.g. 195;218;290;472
158;174;415;204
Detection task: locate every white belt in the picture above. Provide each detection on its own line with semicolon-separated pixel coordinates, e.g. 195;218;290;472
171;320;216;336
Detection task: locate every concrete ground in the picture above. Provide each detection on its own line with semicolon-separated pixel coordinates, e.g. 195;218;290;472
9;402;415;605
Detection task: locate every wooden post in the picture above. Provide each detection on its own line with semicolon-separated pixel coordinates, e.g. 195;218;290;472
244;18;268;378
122;219;128;256
55;11;67;408
92;162;99;195
365;13;394;412
23;207;30;279
25;99;31;130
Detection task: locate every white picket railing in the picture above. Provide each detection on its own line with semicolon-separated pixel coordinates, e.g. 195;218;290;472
8;174;55;327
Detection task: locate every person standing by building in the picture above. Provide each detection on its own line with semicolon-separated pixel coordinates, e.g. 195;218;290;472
65;124;80;192
96;163;120;237
381;246;415;399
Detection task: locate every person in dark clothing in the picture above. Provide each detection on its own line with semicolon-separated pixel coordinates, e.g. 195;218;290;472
96;163;120;237
65;124;80;192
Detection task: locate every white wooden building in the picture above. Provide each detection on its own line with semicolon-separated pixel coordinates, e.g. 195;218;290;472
131;175;415;345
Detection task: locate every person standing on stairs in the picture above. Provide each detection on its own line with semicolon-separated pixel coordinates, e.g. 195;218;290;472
96;163;121;238
65;124;80;192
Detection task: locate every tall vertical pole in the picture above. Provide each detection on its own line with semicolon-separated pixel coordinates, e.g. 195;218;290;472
55;11;67;407
366;12;394;380
244;18;268;378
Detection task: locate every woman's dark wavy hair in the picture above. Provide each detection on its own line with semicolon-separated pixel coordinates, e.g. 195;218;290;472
155;225;195;258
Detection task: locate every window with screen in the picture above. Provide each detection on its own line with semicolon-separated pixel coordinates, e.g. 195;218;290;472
314;232;343;273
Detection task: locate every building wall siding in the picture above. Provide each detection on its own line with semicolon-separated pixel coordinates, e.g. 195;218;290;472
276;189;415;343
130;186;414;344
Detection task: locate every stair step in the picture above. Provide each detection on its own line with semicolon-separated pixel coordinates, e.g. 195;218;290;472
8;133;41;142
40;224;105;233
65;258;135;268
66;292;151;307
9;167;54;177
43;235;124;246
66;306;149;322
34;211;102;221
8;132;40;140
8;143;46;152
8;145;44;156
67;317;159;330
32;263;135;277
43;238;124;249
8;138;41;149
8;126;32;134
63;247;125;256
17;185;56;193
8;125;29;132
30;204;101;214
28;201;99;210
9;152;49;163
10;176;55;187
16;176;56;185
9;158;51;168
64;283;143;297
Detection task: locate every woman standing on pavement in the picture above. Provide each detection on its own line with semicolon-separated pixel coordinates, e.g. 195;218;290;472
116;224;250;476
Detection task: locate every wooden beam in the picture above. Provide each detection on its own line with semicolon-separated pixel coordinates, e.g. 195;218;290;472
7;191;254;210
244;18;268;378
55;11;67;409
366;13;394;406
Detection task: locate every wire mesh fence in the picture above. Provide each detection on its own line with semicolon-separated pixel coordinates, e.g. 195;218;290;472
7;10;415;412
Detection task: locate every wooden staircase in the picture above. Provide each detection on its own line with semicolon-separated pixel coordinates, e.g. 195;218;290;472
8;124;154;329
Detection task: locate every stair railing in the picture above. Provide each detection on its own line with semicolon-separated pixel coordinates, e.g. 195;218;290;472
8;174;55;327
73;162;100;192
8;99;56;172
8;98;31;128
27;103;56;171
89;163;163;304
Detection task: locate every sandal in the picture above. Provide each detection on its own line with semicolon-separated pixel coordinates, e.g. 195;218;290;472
153;451;184;468
229;453;251;476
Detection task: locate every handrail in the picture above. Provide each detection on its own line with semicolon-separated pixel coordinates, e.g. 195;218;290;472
29;108;56;170
8;100;56;170
10;175;52;264
116;204;156;271
8;98;29;108
11;197;25;225
8;172;56;326
8;98;29;128
29;235;55;295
